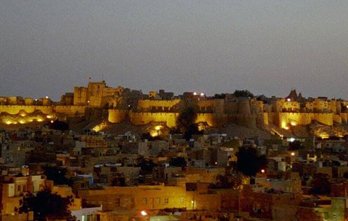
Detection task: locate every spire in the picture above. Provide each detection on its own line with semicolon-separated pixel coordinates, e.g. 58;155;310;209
286;89;298;101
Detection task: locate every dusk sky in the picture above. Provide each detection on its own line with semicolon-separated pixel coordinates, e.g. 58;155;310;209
1;1;348;100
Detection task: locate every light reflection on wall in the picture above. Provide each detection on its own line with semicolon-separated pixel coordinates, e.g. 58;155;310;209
1;113;56;125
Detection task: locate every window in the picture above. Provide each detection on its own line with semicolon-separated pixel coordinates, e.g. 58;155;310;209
164;198;169;204
115;198;121;207
185;183;197;191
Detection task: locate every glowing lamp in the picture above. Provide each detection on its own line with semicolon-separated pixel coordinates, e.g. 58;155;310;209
154;125;162;131
92;126;101;132
149;131;158;137
288;137;295;142
140;210;148;216
290;121;297;126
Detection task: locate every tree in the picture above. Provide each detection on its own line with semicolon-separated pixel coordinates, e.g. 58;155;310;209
176;106;202;140
343;172;348;179
43;166;72;186
309;173;331;195
169;157;187;168
19;188;73;221
49;120;69;131
183;124;202;140
233;90;254;98
137;157;157;173
235;147;268;177
288;140;304;150
177;106;197;132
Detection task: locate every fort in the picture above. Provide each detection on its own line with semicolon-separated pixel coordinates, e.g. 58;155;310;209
1;82;348;137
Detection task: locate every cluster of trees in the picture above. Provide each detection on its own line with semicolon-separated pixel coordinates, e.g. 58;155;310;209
43;166;72;186
20;188;73;221
233;90;254;98
176;106;202;140
309;173;331;195
18;166;78;220
48;120;69;131
214;90;255;99
235;147;268;177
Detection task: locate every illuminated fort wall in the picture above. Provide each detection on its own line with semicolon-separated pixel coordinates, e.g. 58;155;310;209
73;81;124;107
0;105;86;125
129;112;179;128
55;105;86;116
277;113;334;129
340;113;348;124
108;109;128;124
1;99;347;129
0;105;54;115
195;113;219;127
73;87;88;106
262;98;348;129
197;99;224;114
2;81;348;130
0;105;85;116
137;99;181;112
275;99;300;112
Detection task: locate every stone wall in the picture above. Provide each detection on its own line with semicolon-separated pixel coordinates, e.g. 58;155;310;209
55;105;86;116
277;113;334;128
137;99;181;111
129;112;178;127
108;109;128;123
0;105;53;115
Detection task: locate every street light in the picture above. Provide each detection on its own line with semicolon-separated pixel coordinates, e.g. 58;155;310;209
140;210;148;216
